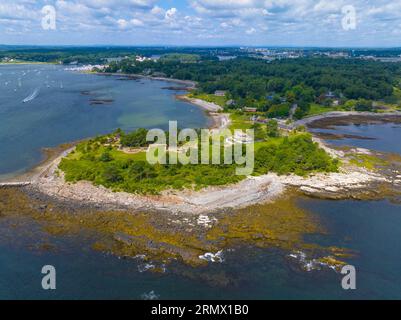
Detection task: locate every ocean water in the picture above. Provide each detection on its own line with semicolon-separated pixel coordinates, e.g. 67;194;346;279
0;64;208;178
298;198;401;300
1;199;401;300
0;66;400;299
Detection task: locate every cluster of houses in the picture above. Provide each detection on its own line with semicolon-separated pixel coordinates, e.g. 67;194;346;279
135;55;153;63
214;90;236;108
104;55;155;64
214;89;342;121
1;57;16;63
243;48;304;61
64;64;108;72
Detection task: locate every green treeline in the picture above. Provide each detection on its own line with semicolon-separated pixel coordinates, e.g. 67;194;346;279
106;57;401;118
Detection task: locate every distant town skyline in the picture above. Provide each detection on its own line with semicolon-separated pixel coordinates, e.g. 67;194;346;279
0;1;400;47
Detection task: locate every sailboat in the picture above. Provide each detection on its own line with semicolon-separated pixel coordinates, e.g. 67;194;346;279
23;88;40;103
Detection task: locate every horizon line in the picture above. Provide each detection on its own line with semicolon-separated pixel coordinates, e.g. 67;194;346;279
1;44;401;50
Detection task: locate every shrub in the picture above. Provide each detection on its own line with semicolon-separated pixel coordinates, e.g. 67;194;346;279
255;134;338;176
120;128;149;147
267;104;290;118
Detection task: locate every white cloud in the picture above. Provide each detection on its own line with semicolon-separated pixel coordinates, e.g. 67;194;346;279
117;18;143;29
130;18;144;26
117;18;128;29
151;5;164;16
0;0;400;46
165;8;177;20
79;0;157;10
246;27;256;34
0;2;39;21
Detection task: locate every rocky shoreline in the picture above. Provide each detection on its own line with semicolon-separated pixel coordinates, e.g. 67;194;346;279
14;139;397;215
26;170;390;214
295;111;401;128
2;104;401;215
96;72;197;89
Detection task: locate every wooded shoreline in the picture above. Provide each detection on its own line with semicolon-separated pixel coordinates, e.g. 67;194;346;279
2;71;401;214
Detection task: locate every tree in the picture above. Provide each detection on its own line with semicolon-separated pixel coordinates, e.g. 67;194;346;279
99;151;112;162
355;99;373;112
267;104;290;118
266;120;280;138
128;161;157;180
343;99;357;111
251;123;266;141
102;165;122;183
120;128;149;147
293;100;311;119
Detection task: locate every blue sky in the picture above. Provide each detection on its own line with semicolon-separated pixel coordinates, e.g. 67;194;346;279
0;0;400;47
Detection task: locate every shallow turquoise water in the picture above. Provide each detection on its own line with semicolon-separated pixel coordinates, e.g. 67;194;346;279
0;64;208;177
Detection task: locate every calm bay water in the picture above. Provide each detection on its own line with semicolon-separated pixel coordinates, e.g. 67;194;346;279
0;65;400;299
0;64;208;178
311;122;401;154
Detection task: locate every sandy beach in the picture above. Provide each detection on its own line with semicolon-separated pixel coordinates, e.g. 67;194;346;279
175;94;230;129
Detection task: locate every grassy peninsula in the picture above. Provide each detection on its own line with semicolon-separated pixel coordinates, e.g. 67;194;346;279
59;124;338;195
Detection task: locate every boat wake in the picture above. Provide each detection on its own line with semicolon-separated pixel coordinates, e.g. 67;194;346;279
23;88;40;103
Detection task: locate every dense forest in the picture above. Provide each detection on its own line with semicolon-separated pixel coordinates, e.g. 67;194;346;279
105;57;401;118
